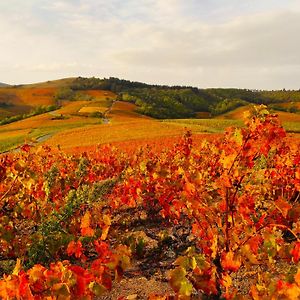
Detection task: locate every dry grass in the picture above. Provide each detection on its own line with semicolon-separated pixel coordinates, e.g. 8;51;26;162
109;101;151;123
216;105;252;120
44;100;171;149
84;90;116;99
273;111;300;122
217;105;300;122
0;87;56;108
25;78;76;88
44;119;183;149
78;106;107;114
57;101;90;114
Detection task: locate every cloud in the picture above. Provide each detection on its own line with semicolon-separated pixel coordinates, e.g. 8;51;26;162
0;0;299;89
113;10;300;68
14;62;93;72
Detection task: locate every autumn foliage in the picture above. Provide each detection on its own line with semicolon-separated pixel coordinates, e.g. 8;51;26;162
0;105;300;299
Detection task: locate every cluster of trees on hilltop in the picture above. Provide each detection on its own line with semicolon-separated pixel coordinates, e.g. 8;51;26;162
69;77;300;119
70;77;150;91
121;89;215;118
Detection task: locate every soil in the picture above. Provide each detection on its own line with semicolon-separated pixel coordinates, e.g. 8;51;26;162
99;207;196;299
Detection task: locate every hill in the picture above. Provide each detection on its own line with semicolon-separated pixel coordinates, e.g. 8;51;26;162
70;77;300;119
0;76;299;153
0;82;9;87
1;76;300;120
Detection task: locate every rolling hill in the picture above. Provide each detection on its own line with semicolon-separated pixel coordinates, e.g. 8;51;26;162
0;76;299;153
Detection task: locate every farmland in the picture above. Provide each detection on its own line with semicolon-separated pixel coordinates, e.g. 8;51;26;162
0;78;300;299
0;106;300;298
1;77;300;154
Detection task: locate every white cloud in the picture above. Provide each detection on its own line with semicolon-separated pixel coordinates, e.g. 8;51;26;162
0;0;299;89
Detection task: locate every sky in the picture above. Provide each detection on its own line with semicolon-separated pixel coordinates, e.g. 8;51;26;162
0;0;300;89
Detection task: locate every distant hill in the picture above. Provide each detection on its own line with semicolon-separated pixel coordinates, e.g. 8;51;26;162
0;82;9;87
1;76;300;121
70;77;300;119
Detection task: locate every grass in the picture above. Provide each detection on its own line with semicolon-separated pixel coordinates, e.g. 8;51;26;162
24;78;77;88
282;121;300;133
162;118;244;133
0;108;12;119
0;132;29;152
163;118;300;133
0;105;104;152
78;99;110;115
0;92;113;153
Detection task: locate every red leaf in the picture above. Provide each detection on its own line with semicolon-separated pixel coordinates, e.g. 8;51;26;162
21;144;31;152
67;240;83;258
291;242;300;263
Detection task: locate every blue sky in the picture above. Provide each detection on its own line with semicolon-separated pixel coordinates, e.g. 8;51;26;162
1;0;300;89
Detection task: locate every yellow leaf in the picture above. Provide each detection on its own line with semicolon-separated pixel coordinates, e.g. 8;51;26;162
169;267;193;297
285;284;300;300
101;225;110;241
220;152;235;169
52;283;71;299
221;273;232;293
12;258;21;275
28;265;45;282
295;268;300;287
241;244;260;264
233;129;243;146
81;211;94;237
89;281;106;296
210;236;218;259
103;214;111;226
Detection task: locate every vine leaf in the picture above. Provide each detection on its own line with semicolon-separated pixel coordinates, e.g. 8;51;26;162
80;211;94;237
221;251;241;272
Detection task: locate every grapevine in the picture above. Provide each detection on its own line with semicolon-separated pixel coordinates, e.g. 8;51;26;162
0;105;299;299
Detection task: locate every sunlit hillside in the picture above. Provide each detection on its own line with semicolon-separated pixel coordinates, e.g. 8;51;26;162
0;77;300;154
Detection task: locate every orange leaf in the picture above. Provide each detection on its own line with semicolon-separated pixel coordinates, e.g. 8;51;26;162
221;251;241;272
81;211;95;237
295;268;300;287
275;198;292;218
184;180;196;195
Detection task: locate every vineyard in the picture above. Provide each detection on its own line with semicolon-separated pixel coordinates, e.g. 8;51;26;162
0;106;300;299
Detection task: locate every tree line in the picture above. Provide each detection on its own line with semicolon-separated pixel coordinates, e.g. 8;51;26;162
69;77;300;119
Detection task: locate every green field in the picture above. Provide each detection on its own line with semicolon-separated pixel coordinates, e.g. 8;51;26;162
163;118;300;134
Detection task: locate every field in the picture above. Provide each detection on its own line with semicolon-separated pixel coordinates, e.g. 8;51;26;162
0;80;300;299
1;80;300;153
1;107;300;299
0;85;118;152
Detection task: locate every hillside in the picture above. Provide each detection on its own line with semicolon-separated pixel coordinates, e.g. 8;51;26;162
0;82;9;87
70;77;300;119
0;77;300;153
1;76;300;120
